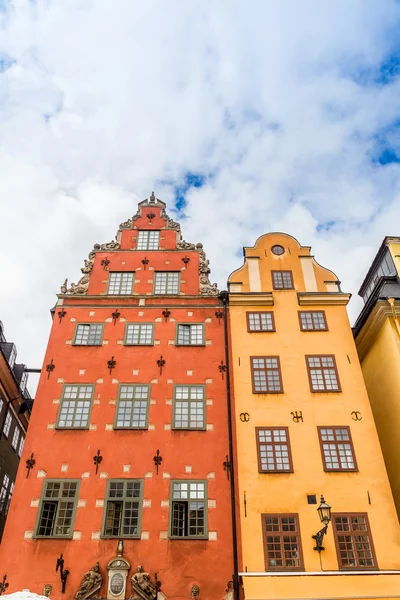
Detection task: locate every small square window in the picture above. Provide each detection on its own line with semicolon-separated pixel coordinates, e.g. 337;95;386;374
74;324;103;345
154;272;180;295
108;272;134;295
125;324;154;345
247;312;275;332
272;271;294;289
137;231;160;250
176;324;205;345
11;426;20;451
299;312;327;331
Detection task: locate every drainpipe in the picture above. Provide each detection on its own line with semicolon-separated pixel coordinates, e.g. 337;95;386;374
387;298;400;337
219;290;240;600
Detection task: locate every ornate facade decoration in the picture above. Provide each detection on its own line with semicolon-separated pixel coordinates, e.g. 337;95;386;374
131;566;158;600
75;562;102;600
61;193;219;297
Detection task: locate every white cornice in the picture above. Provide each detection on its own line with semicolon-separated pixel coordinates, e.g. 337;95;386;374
297;292;351;306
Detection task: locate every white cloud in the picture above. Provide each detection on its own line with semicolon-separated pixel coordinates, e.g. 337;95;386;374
1;0;400;393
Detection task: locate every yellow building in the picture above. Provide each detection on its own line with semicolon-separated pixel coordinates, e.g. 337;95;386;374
228;232;400;600
353;236;400;521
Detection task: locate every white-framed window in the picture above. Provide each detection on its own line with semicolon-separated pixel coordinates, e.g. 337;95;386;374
137;231;160;250
18;434;25;458
176;324;204;345
0;474;10;513
108;272;134;295
11;426;20;451
125;324;154;345
154;272;180;295
3;412;12;438
74;324;103;345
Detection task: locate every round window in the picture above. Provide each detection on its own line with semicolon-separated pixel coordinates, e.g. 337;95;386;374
110;573;124;596
271;245;285;255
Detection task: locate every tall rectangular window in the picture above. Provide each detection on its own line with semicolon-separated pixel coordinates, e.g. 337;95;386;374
272;271;294;289
18;434;25;458
332;513;376;569
154;272;180;295
256;428;293;473
74;324;104;345
5;481;14;516
262;514;304;570
306;355;341;392
318;427;357;471
108;272;134;295
247;312;275;332
170;480;207;538
124;324;154;345
3;412;12;438
298;311;328;331
115;385;149;429
251;357;283;393
57;385;94;429
103;479;143;538
35;480;80;538
11;426;20;451
173;386;205;429
0;474;10;513
176;324;205;345
137;231;160;250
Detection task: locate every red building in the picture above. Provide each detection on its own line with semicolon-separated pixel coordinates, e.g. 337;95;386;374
0;194;235;600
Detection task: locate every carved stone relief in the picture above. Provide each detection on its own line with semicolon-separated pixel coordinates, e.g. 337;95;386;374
75;562;102;600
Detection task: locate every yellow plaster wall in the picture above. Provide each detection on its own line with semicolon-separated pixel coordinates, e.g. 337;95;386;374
229;233;400;600
361;317;400;519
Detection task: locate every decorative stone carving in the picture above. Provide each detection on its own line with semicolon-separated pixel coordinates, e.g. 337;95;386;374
130;566;158;600
43;584;52;597
107;540;130;600
100;240;121;251
191;584;200;597
75;562;102;600
195;243;219;296
60;278;68;294
177;241;196;250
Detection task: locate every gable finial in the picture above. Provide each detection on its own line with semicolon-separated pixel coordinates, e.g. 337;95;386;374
149;191;156;203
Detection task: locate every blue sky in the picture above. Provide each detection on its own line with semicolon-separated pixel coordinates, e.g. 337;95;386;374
1;0;400;390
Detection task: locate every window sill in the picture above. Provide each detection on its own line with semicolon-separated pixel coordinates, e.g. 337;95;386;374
171;427;207;432
169;535;209;541
54;427;90;431
113;426;148;431
72;343;103;347
175;343;206;347
100;535;141;540
123;343;154;347
324;469;359;473
33;535;73;540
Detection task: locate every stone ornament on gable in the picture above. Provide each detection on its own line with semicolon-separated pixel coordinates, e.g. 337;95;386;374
75;562;102;600
130;565;158;600
63;241;120;296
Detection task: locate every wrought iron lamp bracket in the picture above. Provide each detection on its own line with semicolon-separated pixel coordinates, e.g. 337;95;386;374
312;524;328;552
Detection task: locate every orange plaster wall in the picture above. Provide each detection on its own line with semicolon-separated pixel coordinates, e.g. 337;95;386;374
0;205;234;600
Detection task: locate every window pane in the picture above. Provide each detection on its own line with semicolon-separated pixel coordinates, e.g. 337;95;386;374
248;313;274;332
3;412;12;437
116;386;149;428
38;501;57;536
109;273;134;295
263;514;302;570
58;386;93;428
137;231;159;250
154;272;179;294
177;324;203;345
258;429;291;472
125;324;153;345
252;357;282;393
174;386;205;429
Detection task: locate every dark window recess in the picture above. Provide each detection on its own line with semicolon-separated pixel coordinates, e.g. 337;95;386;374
272;271;294;289
307;495;317;505
103;480;142;538
332;513;377;569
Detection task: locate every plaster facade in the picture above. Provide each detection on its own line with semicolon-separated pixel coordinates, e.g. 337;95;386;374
0;196;234;600
228;232;400;600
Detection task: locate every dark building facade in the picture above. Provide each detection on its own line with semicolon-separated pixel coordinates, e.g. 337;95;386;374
0;320;33;541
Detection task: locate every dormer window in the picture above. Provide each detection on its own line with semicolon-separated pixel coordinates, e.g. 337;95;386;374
137;231;160;251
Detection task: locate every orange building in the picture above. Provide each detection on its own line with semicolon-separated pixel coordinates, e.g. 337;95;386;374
227;233;400;600
0;194;235;600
